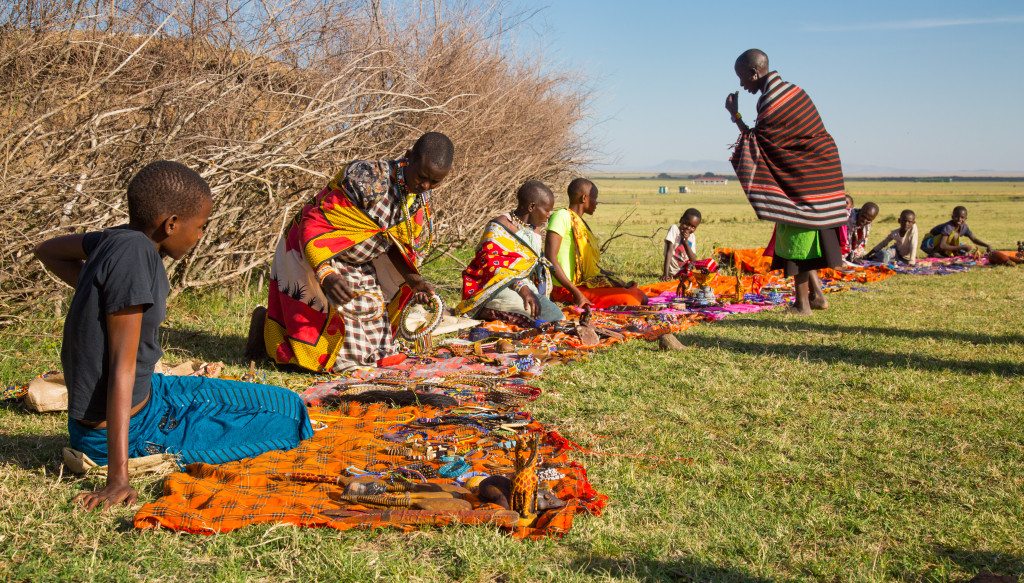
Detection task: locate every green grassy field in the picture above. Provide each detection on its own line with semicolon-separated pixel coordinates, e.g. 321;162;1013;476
1;180;1023;581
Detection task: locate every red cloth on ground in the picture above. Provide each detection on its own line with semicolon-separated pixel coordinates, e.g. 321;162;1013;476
551;285;646;308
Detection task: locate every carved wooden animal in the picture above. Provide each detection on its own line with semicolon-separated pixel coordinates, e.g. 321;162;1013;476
510;436;540;525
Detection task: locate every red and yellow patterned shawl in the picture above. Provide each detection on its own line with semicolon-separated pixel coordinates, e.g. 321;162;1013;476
264;161;425;372
301;166;425;270
457;220;547;315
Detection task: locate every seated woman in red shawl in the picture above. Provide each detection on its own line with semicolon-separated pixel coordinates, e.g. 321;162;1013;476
247;133;454;372
457;181;563;327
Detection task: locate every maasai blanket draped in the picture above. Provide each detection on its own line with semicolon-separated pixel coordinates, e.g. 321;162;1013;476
264;160;426;372
457;220;550;316
730;71;848;229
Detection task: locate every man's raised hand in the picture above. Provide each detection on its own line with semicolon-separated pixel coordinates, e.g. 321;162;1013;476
725;91;739;115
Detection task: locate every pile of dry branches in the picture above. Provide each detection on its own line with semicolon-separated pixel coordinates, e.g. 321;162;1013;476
0;0;589;315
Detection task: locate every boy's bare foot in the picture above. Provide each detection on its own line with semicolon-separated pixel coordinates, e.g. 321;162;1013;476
244;306;268;361
809;295;829;310
785;305;813;316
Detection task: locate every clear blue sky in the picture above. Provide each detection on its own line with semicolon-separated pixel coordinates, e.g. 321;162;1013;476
501;0;1024;173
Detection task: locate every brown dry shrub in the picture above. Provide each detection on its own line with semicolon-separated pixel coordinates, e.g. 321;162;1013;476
0;0;589;318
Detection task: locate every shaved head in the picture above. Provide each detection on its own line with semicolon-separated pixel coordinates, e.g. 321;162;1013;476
410;131;455;170
516;180;553;208
735;49;769;74
567;178;596;204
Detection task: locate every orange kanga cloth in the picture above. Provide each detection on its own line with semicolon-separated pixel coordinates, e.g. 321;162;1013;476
638;248;896;297
134;403;607;540
714;248;895;282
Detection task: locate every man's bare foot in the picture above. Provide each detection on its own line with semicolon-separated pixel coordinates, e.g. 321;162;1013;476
785;305;813;316
244;306;268;361
809;295;829;310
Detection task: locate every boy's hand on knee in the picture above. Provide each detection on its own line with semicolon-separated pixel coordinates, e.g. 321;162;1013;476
75;482;139;511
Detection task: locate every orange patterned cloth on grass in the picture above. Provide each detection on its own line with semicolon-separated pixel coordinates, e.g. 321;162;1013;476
134;403;606;539
715;247;895;283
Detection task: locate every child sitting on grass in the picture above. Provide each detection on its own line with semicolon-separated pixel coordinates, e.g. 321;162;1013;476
34;161;313;511
661;208;702;281
921;205;992;257
846;201;879;262
867;209;918;264
838;194;854;257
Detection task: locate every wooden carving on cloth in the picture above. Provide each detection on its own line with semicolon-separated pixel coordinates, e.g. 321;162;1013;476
510;435;540;526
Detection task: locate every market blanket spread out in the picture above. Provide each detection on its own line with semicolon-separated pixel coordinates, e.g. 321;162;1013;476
131;249;997;539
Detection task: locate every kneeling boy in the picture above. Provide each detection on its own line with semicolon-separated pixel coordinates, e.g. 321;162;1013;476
921;206;992;257
661;208;702;280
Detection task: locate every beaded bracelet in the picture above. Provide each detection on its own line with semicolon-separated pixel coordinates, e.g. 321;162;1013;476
454;471;490;485
337;289;386;322
398;292;445;341
438;458;471;478
733;111;743;122
315;263;338;284
391;468;427;483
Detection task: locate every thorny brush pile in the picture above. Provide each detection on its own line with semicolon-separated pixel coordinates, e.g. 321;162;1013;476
0;0;590;321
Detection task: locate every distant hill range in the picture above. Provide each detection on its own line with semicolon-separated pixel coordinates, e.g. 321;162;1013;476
595;159;1024;179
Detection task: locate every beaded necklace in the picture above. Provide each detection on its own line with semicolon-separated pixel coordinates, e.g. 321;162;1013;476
395;159;434;260
505;210;530;232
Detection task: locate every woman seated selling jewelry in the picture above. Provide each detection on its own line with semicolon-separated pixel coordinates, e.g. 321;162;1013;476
456;181;564;327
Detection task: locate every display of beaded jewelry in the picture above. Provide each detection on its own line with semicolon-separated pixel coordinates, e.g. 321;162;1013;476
398;292;445;353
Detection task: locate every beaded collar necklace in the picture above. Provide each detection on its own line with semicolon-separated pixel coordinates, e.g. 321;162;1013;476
505;210;531;232
395;159;434;259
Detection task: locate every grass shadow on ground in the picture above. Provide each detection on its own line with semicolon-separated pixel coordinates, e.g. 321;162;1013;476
160;327;249;367
933;547;1024;582
0;431;68;472
714;318;1024;346
673;327;1023;377
570;555;774;583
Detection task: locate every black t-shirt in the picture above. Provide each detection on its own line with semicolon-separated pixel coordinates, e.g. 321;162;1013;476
61;229;169;421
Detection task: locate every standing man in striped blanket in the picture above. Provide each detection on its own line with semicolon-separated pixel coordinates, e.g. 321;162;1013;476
726;49;848;315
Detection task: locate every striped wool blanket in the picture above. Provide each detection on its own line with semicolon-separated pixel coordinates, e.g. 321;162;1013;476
730;71;848;229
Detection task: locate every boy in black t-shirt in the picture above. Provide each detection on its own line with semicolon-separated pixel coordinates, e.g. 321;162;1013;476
921;206;992;257
35;161;312;511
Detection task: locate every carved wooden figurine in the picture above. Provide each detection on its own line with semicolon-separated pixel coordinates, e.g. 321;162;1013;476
510;435;540;526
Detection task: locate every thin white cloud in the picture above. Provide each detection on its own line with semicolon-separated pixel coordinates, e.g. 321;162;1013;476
805;15;1024;32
